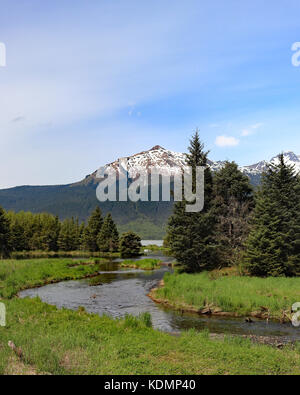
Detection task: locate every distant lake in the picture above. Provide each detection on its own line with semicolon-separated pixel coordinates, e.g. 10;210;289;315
141;240;163;247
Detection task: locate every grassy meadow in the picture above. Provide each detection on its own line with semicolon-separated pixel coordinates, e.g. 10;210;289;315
1;258;300;374
153;271;300;320
0;258;105;299
2;297;300;375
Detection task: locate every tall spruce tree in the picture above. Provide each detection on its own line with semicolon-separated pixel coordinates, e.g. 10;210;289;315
245;154;300;276
82;207;103;252
167;130;220;272
0;206;11;258
213;161;253;265
97;213;119;252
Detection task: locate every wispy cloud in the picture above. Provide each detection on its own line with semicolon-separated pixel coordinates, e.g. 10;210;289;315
215;135;240;147
241;123;263;137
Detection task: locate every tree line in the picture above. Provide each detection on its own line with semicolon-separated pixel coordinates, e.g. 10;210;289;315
167;130;300;277
0;207;142;257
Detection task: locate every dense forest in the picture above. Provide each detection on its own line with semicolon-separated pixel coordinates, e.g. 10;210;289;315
0;206;141;258
167;131;300;277
0;183;171;239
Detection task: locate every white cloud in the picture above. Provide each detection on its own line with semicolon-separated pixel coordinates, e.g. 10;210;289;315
241;122;263;137
215;135;240;147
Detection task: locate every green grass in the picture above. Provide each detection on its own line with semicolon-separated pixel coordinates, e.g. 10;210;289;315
11;250;120;260
1;297;300;375
0;258;106;299
121;258;161;270
154;272;300;320
2;258;300;374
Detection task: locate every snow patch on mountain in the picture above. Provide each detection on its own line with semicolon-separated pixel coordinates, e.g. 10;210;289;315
91;146;300;183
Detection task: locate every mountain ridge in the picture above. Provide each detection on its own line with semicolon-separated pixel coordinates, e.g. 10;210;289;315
0;146;299;238
78;146;300;187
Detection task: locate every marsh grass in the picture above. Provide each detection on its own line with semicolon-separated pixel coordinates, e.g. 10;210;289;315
0;258;106;298
155;272;300;319
121;258;161;270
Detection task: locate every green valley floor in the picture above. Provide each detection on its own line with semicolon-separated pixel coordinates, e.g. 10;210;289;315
1;259;300;375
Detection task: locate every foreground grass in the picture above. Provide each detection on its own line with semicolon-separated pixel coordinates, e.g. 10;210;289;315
121;258;161;270
0;258;105;299
154;272;300;320
1;298;300;375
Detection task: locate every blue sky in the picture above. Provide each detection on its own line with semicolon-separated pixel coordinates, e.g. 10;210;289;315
1;0;300;188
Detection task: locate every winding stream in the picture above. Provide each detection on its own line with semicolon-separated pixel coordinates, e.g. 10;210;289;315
19;251;300;341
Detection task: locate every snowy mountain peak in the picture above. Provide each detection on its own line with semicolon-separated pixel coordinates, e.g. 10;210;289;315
84;147;300;186
149;145;165;151
271;151;300;163
97;145;188;178
241;151;300;178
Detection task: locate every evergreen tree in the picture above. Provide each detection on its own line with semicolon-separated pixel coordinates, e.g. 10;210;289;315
119;231;141;257
0;206;11;258
28;213;60;251
167;130;220;272
58;218;79;251
78;222;86;250
97;213;119;252
213;161;253;265
245;154;300;276
82;207;103;252
8;212;26;251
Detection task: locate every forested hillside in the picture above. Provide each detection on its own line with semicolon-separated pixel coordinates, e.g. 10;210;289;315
0;182;171;238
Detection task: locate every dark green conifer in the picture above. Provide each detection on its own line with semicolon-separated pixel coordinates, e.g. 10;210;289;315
97;213;119;252
245;154;300;276
58;218;78;251
82;207;103;252
213;161;253;265
119;231;141;257
167;130;220;272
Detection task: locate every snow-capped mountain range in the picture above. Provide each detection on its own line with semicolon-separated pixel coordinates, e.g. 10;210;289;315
240;151;300;176
89;146;300;185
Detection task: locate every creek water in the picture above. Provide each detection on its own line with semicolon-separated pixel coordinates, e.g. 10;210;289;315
19;252;300;341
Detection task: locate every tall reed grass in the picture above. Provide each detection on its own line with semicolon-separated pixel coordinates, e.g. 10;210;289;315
155;272;300;318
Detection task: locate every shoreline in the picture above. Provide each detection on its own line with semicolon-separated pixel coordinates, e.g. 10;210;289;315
148;280;292;324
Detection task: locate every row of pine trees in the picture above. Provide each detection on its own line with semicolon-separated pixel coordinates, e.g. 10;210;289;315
167;131;300;277
0;207;123;256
